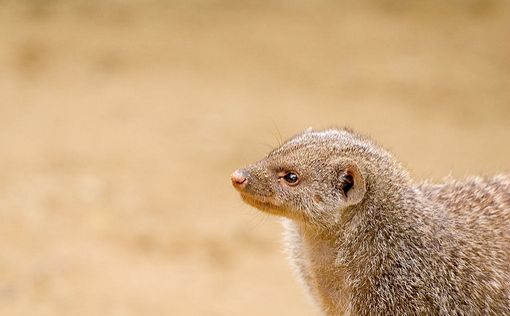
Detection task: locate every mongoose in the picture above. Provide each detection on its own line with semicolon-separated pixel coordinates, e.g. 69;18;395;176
231;128;510;316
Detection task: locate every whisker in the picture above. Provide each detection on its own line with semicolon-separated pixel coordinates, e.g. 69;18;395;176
270;119;284;147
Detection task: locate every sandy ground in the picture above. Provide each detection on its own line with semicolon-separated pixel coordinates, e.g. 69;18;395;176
0;1;509;315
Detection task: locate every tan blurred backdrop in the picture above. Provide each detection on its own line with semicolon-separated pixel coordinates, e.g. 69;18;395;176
0;1;509;315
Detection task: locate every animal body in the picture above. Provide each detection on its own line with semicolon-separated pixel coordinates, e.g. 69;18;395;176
231;128;510;316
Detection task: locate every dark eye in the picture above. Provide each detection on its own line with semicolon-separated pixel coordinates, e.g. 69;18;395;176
282;172;299;185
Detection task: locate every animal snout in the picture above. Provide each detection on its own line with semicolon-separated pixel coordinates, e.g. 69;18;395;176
231;169;248;189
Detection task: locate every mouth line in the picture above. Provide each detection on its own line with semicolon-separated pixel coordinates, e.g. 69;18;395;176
239;191;271;203
239;193;284;216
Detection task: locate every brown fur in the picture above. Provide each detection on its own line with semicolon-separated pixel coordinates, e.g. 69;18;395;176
232;128;510;315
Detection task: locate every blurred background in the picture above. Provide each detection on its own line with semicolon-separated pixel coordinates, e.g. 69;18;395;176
0;0;509;315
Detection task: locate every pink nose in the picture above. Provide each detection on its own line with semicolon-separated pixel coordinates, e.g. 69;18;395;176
231;170;247;189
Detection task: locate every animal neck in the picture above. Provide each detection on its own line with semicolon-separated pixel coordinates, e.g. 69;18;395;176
294;220;350;315
335;176;441;274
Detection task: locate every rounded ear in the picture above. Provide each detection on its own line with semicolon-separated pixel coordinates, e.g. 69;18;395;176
336;159;366;206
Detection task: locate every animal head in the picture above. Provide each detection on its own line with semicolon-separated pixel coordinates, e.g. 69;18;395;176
231;128;402;225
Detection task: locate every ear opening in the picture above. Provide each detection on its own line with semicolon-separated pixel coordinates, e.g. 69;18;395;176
339;171;354;197
337;160;366;206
